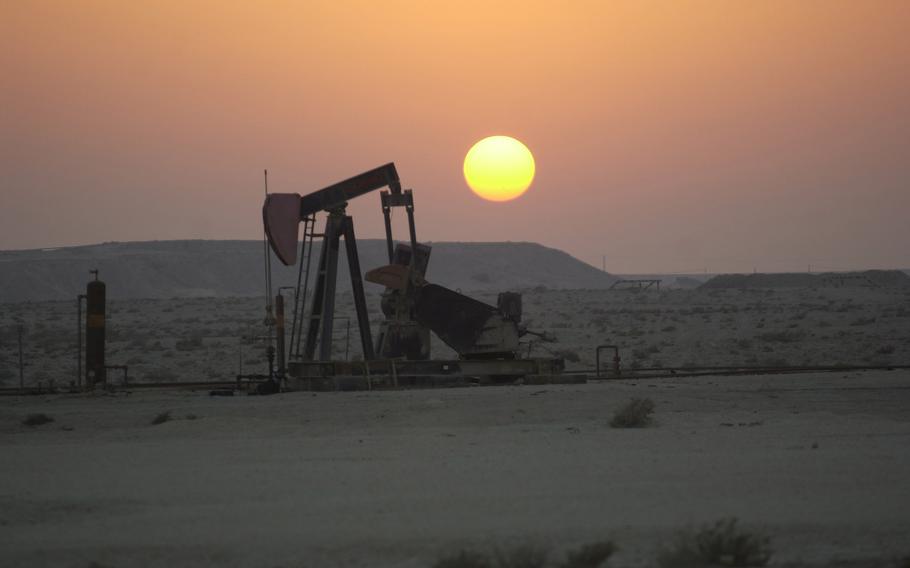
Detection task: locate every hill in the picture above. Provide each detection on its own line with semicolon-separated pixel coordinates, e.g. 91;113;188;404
0;240;616;302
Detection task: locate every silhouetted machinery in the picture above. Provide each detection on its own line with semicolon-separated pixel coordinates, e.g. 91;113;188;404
76;269;128;391
84;270;106;388
263;163;565;389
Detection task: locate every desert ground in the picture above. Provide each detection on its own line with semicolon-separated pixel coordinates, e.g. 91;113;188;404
2;284;909;388
1;370;909;567
2;283;909;567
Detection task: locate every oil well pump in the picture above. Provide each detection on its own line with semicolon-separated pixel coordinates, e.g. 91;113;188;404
262;163;566;389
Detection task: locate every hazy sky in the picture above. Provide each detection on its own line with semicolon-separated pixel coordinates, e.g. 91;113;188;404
2;1;908;273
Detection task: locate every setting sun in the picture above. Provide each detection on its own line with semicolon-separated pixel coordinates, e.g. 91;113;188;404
463;135;536;202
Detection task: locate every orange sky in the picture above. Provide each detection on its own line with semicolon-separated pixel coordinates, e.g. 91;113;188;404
2;1;908;273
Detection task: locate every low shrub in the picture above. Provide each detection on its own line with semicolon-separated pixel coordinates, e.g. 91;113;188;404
610;398;655;428
494;544;548;568
657;518;771;568
561;540;615;568
432;541;614;568
22;413;54;426
434;550;491;568
151;411;172;425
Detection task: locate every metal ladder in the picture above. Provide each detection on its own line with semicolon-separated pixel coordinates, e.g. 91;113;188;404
288;214;317;360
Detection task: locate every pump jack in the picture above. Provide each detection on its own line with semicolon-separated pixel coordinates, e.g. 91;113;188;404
264;163;418;362
263;163;566;389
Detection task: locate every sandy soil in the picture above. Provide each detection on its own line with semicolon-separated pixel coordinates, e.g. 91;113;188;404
3;286;909;388
2;370;909;567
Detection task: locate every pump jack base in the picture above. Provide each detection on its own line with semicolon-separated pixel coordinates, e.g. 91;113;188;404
287;357;576;391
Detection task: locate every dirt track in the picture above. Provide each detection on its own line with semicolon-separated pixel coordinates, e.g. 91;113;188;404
2;370;909;567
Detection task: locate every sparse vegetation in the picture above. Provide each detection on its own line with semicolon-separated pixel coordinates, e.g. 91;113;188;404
151;411;172;425
175;336;204;351
432;541;614;568
432;546;547;568
3;281;910;390
560;541;615;568
22;413;54;426
493;544;548;568
657;518;771;568
756;330;804;343
610;398;655;428
434;549;491;568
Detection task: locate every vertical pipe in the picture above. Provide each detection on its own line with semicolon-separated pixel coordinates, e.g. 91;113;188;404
262;170;273;333
85;275;106;389
17;324;24;390
275;294;286;378
76;295;84;389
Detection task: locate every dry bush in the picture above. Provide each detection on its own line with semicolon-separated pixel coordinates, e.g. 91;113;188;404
433;546;547;568
494;544;549;568
151;411;172;425
433;550;491;568
560;541;615;568
657;518;771;568
432;541;613;568
610;398;655;428
22;413;54;426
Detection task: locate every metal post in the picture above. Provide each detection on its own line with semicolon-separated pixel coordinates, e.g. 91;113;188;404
275;289;292;379
345;318;350;361
17;323;24;390
76;295;85;389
